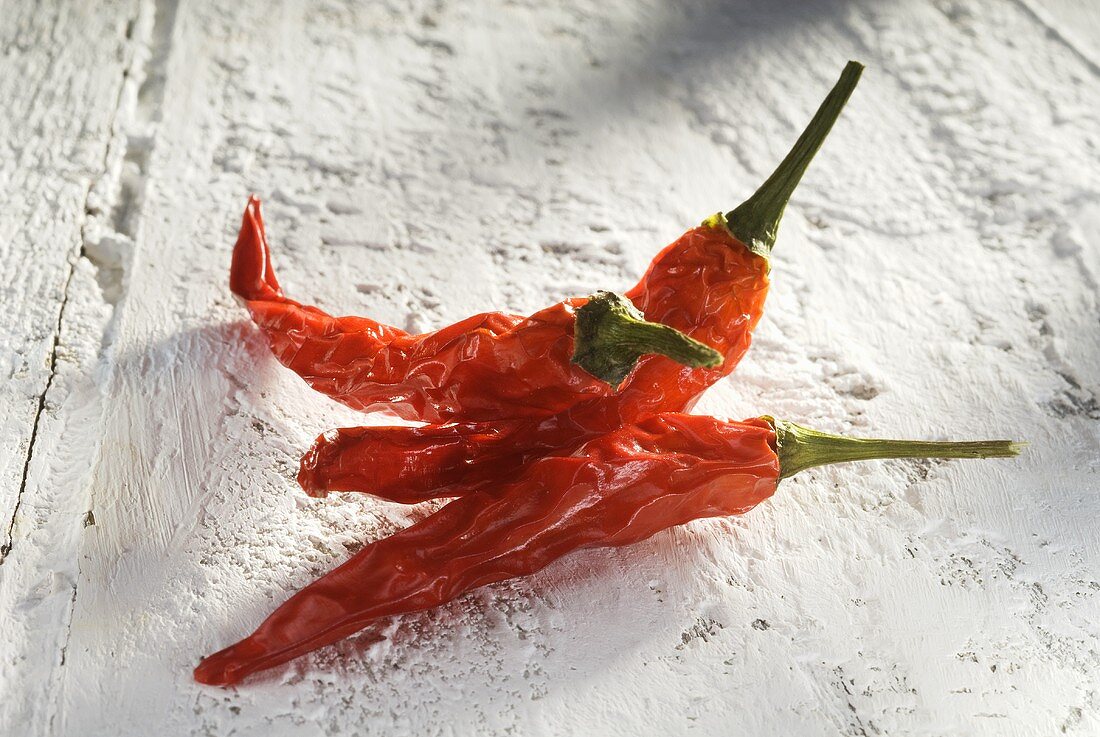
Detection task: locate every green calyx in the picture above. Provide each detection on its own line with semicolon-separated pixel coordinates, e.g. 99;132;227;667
725;60;864;257
765;417;1024;480
572;291;723;386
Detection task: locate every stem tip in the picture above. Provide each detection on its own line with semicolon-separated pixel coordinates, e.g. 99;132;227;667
768;417;1023;480
573;291;723;386
727;61;864;256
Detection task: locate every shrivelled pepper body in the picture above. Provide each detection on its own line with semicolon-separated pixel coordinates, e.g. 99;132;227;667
197;411;1019;686
299;62;864;500
296;421;523;503
197;414;779;686
295;217;768;502
618;215;768;420
231;199;720;423
295;217;769;502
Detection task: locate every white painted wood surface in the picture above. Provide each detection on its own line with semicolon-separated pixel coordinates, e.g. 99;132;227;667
2;1;1098;734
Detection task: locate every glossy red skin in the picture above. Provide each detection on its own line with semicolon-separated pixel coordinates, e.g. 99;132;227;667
620;222;769;419
300;223;771;501
232;196;622;423
297;422;524;502
195;414;779;686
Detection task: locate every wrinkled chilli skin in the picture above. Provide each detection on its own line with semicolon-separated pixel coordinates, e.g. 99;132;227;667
232;196;627;424
296;421;524;502
299;222;770;501
621;220;769;419
195;414;779;686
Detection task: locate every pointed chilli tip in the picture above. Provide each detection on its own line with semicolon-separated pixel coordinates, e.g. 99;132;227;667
245;194;263;229
238;196;258;239
194;649;246;687
230;193;282;301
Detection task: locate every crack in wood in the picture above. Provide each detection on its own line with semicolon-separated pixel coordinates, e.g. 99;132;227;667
0;303;68;565
48;580;81;734
1009;0;1100;77
1;0;178;567
0;130;116;570
44;10;183;702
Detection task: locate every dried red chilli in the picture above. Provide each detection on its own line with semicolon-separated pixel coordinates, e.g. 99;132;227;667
195;413;1020;686
614;65;866;421
297;422;521;503
299;62;864;501
231;201;720;423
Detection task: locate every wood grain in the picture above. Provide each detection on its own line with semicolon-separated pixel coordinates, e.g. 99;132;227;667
2;0;1098;735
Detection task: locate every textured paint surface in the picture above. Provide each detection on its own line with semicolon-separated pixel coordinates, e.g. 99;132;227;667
1;1;1098;735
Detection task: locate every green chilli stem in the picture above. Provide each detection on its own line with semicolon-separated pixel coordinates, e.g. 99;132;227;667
768;418;1024;480
727;61;864;256
572;291;723;386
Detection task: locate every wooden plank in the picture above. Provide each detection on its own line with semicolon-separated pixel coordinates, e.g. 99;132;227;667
0;0;136;555
0;0;139;732
2;0;1099;734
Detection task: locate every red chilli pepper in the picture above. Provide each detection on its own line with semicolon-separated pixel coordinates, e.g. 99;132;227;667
299;62;864;501
231;203;720;423
298;422;520;504
196;413;1019;685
